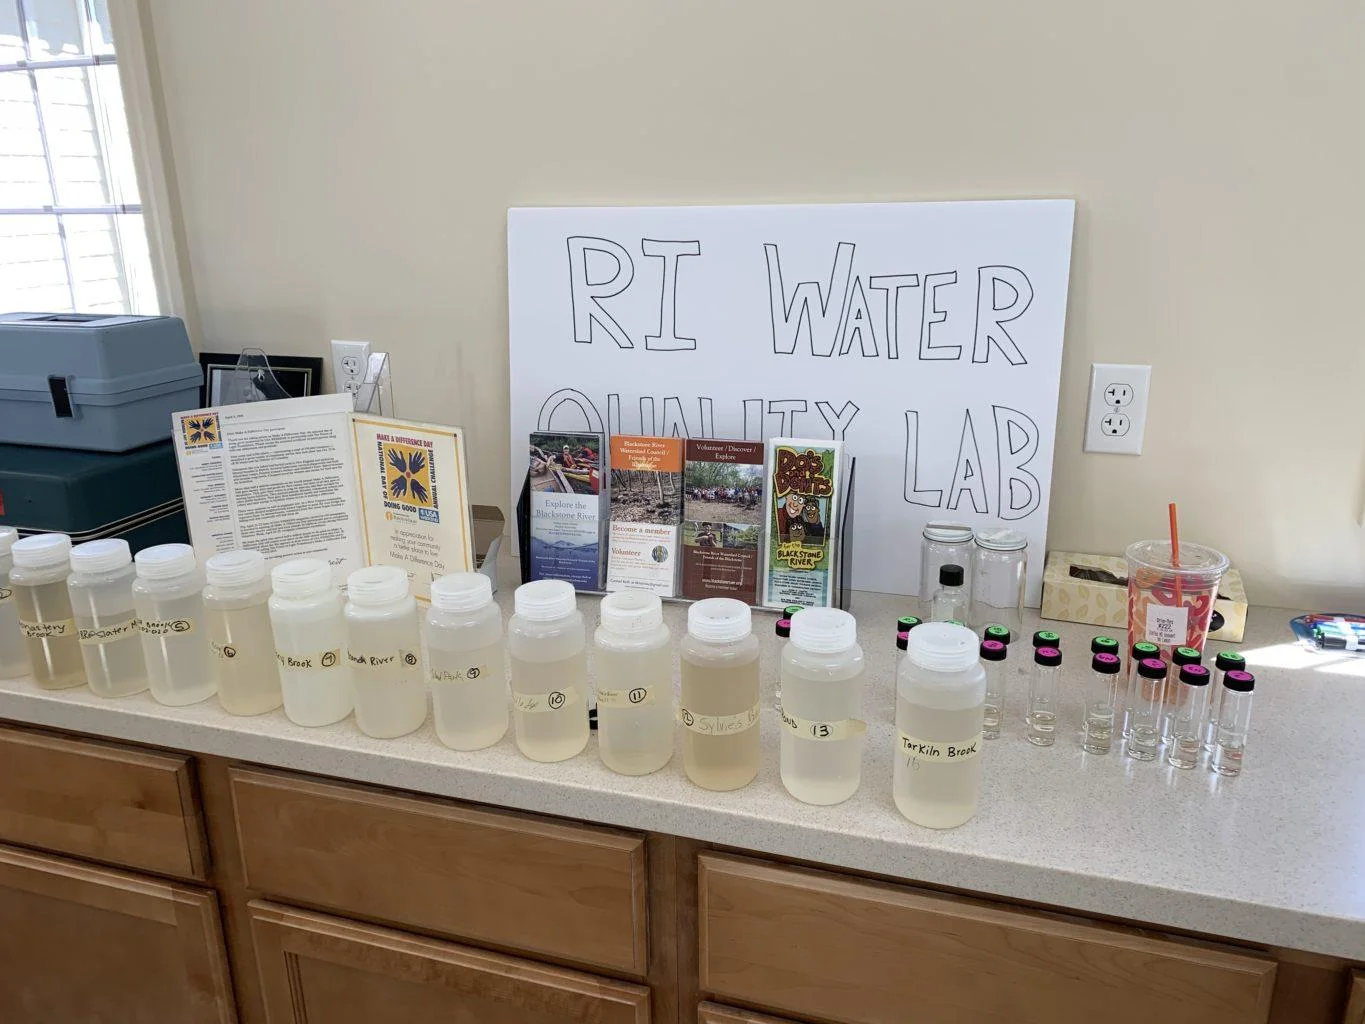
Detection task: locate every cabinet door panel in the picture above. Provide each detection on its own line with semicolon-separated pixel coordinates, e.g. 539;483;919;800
249;900;649;1024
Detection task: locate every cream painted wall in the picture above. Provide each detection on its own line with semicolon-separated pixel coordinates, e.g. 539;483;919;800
139;0;1363;609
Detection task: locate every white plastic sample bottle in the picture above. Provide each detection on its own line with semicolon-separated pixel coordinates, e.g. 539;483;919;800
680;598;761;791
10;533;84;689
68;539;147;698
427;572;508;751
0;527;33;679
779;607;866;805
268;559;352;727
593;589;674;776
508;579;590;762
894;621;986;829
344;565;427;739
133;544;215;706
203;550;283;716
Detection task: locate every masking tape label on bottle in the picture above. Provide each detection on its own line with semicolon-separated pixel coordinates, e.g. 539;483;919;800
430;662;490;684
513;686;581;713
679;704;759;736
347;649;421;670
79;619;138;645
0;585;12;604
898;731;982;763
20;618;75;640
780;710;866;741
139;617;195;637
596;685;658;708
275;649;341;671
210;639;242;661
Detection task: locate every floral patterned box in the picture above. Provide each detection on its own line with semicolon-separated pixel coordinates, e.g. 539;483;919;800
1041;550;1247;643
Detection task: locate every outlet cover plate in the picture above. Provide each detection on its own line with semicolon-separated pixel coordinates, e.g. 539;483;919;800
1084;363;1151;454
330;339;372;396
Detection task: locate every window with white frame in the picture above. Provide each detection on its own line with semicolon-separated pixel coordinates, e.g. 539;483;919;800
0;0;158;315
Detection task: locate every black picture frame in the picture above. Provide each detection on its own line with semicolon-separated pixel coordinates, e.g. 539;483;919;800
198;352;324;406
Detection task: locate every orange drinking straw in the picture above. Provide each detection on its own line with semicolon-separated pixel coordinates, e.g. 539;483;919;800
1168;502;1182;606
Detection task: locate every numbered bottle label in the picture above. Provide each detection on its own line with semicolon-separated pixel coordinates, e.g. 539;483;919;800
78;619;138;645
780;710;866;741
275;649;342;671
210;639;242;661
347;649;421;670
20;618;75;640
514;686;580;713
139;617;195;637
679;704;759;735
430;662;490;684
596;685;657;708
0;585;12;604
898;731;982;762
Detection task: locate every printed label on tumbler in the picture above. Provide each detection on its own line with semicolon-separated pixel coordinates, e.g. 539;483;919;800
679;704;759;735
347;648;421;670
430;663;489;684
899;731;982;763
139;617;195;637
780;710;866;740
275;648;341;671
596;685;657;708
78;619;138;645
20;618;74;640
1145;604;1189;646
514;685;580;713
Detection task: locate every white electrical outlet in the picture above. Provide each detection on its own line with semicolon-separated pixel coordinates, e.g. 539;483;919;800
1084;363;1151;455
330;339;372;397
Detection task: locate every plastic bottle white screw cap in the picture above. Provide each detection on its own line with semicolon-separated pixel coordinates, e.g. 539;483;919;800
430;572;492;613
346;565;410;606
270;558;333;599
12;532;73;569
600;589;663;635
514;579;576;621
789;607;857;654
907;622;979;673
206;549;268;589
70;538;132;575
974;526;1027;552
922;521;974;544
134;543;198;581
687;598;751;643
0;526;17;557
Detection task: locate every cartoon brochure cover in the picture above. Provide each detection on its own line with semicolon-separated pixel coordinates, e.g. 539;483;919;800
605;435;683;595
762;437;844;609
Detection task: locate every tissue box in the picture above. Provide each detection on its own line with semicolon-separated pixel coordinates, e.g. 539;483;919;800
1041;550;1248;643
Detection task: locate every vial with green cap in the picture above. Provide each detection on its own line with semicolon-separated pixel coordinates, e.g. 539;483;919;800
1126;657;1168;761
897;615;922;634
1205;650;1246;751
1163;646;1203;742
1083;652;1122;754
1090;635;1120;655
1121;640;1161;738
983;624;1011;645
1026;646;1062;746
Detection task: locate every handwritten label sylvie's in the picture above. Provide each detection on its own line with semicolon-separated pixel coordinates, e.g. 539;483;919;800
78;619;138;645
514;686;580;713
780;710;866;741
275;649;342;671
679;704;759;736
899;731;982;763
596;685;657;708
20;618;75;640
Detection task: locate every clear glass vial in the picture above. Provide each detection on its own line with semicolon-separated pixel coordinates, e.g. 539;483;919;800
1026;645;1062;747
772;616;792;713
68;538;147;698
679;598;761;792
427;572;508;751
1126;657;1168;761
1205;650;1245;752
203;550;283;716
1163;646;1203;741
919;521;974;618
895;622;985;828
929;564;969;624
1166;663;1210;770
593;589;674;776
1121;640;1160;737
779;608;865;806
1082;651;1121;754
980;639;1008;739
508;580;590;763
133;544;215;706
11;533;85;689
969;526;1027;639
269;559;352;727
0;527;29;679
345;566;427;739
1211;669;1254;777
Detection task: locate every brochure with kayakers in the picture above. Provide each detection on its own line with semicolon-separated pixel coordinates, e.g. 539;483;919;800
527;431;606;589
680;438;765;603
762;437;843;608
605;435;684;595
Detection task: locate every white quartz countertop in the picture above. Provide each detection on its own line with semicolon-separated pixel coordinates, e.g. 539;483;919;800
0;574;1361;959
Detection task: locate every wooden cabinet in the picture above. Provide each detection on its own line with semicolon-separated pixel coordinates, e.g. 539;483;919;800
698;1003;798;1024
699;852;1278;1024
0;843;235;1023
1345;972;1365;1024
249;899;650;1024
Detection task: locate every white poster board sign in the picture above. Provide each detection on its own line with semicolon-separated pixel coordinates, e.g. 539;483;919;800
508;200;1075;601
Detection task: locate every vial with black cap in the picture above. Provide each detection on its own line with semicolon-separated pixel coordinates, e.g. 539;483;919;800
980;639;1008;739
929;564;969;625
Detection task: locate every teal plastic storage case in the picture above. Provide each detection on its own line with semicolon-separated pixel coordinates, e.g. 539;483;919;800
0;313;201;452
0;440;188;551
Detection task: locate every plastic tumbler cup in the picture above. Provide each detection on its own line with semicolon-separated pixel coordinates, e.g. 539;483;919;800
1125;540;1229;657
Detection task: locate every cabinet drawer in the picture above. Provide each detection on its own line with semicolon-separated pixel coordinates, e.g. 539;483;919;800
0;723;207;880
230;766;648;975
699;1003;799;1024
699;853;1277;1024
